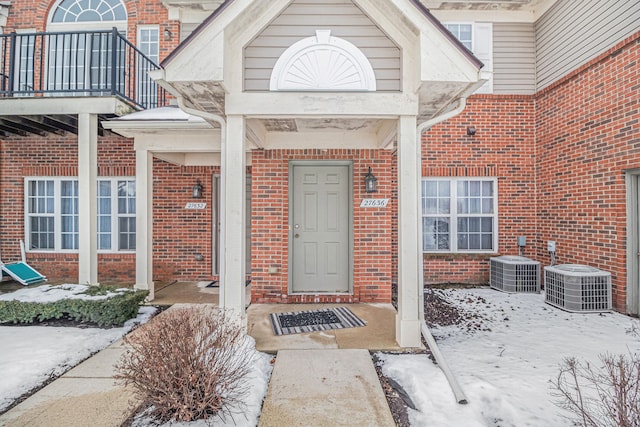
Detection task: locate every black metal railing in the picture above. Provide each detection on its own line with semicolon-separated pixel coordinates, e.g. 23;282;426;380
0;28;167;110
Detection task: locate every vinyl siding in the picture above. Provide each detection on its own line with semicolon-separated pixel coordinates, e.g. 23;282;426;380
244;0;401;92
493;23;536;95
536;0;640;90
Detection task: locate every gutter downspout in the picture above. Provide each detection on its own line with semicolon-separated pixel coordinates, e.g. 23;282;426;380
175;96;229;305
417;97;469;405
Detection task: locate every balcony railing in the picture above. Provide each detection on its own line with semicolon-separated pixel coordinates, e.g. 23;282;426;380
0;28;167;110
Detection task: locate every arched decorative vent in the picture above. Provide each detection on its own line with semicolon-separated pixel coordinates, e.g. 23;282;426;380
270;30;376;92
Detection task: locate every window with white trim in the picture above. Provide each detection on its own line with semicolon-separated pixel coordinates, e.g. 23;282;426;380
136;26;160;107
25;177;135;252
421;178;497;252
98;179;136;251
50;0;127;23
444;23;473;51
444;22;493;94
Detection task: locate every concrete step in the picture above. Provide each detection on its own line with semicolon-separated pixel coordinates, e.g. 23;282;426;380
259;349;395;427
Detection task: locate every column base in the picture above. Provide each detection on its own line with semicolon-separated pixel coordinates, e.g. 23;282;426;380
135;282;154;301
395;314;422;348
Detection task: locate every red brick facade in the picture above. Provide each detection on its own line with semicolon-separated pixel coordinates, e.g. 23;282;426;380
535;33;640;311
420;95;537;285
0;1;638;310
251;149;393;304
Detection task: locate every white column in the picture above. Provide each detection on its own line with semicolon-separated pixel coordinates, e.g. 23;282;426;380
396;115;422;347
77;113;98;285
135;149;154;299
219;115;246;315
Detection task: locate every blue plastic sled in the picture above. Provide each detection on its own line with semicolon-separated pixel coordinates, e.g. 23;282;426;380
0;241;47;286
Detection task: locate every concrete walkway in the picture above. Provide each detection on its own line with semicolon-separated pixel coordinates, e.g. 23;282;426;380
0;339;136;427
0;304;399;427
259;349;395;427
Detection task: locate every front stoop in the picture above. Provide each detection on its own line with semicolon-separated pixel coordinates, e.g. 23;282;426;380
258;349;395;427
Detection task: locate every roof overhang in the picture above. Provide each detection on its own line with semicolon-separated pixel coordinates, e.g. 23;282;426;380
151;0;487;130
424;0;559;22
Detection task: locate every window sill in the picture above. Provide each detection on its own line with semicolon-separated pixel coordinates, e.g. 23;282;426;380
423;252;497;260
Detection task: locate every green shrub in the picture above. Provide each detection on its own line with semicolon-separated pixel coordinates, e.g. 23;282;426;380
0;288;148;327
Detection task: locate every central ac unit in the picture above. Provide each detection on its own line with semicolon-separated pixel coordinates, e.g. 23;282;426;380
544;264;611;313
490;255;540;293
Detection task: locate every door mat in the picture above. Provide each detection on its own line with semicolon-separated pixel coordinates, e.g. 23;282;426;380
270;307;367;336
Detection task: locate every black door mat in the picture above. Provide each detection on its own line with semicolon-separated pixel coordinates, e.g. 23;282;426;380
270;307;367;336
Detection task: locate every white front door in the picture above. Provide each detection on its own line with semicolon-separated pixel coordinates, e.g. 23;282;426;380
290;163;351;293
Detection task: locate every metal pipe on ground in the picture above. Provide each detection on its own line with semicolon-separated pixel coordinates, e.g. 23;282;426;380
420;320;468;404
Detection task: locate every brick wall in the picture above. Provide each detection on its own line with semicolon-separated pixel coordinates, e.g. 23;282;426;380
0;134;138;283
151;162;219;282
419;95;537;285
251;149;393;304
0;131;221;284
535;33;640;311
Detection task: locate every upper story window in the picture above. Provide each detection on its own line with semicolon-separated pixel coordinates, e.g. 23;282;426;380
444;22;493;94
50;0;127;24
444;23;473;51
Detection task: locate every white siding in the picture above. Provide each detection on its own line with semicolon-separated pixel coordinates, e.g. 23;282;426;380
536;0;640;90
493;23;535;95
244;0;401;92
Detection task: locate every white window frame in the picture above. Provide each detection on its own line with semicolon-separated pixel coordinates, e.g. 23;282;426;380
136;25;160;107
24;177;78;252
444;22;473;51
421;177;498;253
444;21;493;94
97;178;136;253
47;0;127;32
24;177;136;254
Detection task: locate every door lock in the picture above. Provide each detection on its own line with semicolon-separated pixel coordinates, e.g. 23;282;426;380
294;233;300;238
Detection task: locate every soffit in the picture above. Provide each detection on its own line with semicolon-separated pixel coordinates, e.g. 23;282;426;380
422;0;559;21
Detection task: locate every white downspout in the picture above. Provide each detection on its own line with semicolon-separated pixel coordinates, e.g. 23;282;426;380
417;97;469;405
175;96;229;305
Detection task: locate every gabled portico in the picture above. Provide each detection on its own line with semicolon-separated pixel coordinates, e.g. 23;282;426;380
134;0;488;347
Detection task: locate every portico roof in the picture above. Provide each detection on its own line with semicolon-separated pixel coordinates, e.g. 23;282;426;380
149;0;489;124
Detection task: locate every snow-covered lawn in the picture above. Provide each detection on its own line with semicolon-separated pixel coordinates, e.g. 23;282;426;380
0;284;157;413
0;284;272;427
379;288;640;426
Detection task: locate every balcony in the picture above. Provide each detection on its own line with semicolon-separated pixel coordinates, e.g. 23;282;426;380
0;29;168;136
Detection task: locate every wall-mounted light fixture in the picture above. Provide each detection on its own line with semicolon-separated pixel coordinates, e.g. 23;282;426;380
364;167;377;193
466;126;477;136
164;28;172;40
192;179;203;199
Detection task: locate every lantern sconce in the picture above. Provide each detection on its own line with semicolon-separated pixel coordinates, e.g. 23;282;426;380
164;28;172;40
192;179;203;199
466;126;477;136
364;167;377;193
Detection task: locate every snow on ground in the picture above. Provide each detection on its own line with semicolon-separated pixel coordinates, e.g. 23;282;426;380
0;283;133;302
0;284;273;426
0;284;157;413
379;288;640;427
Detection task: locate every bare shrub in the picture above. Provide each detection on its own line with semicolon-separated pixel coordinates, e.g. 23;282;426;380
552;353;640;427
115;306;253;423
